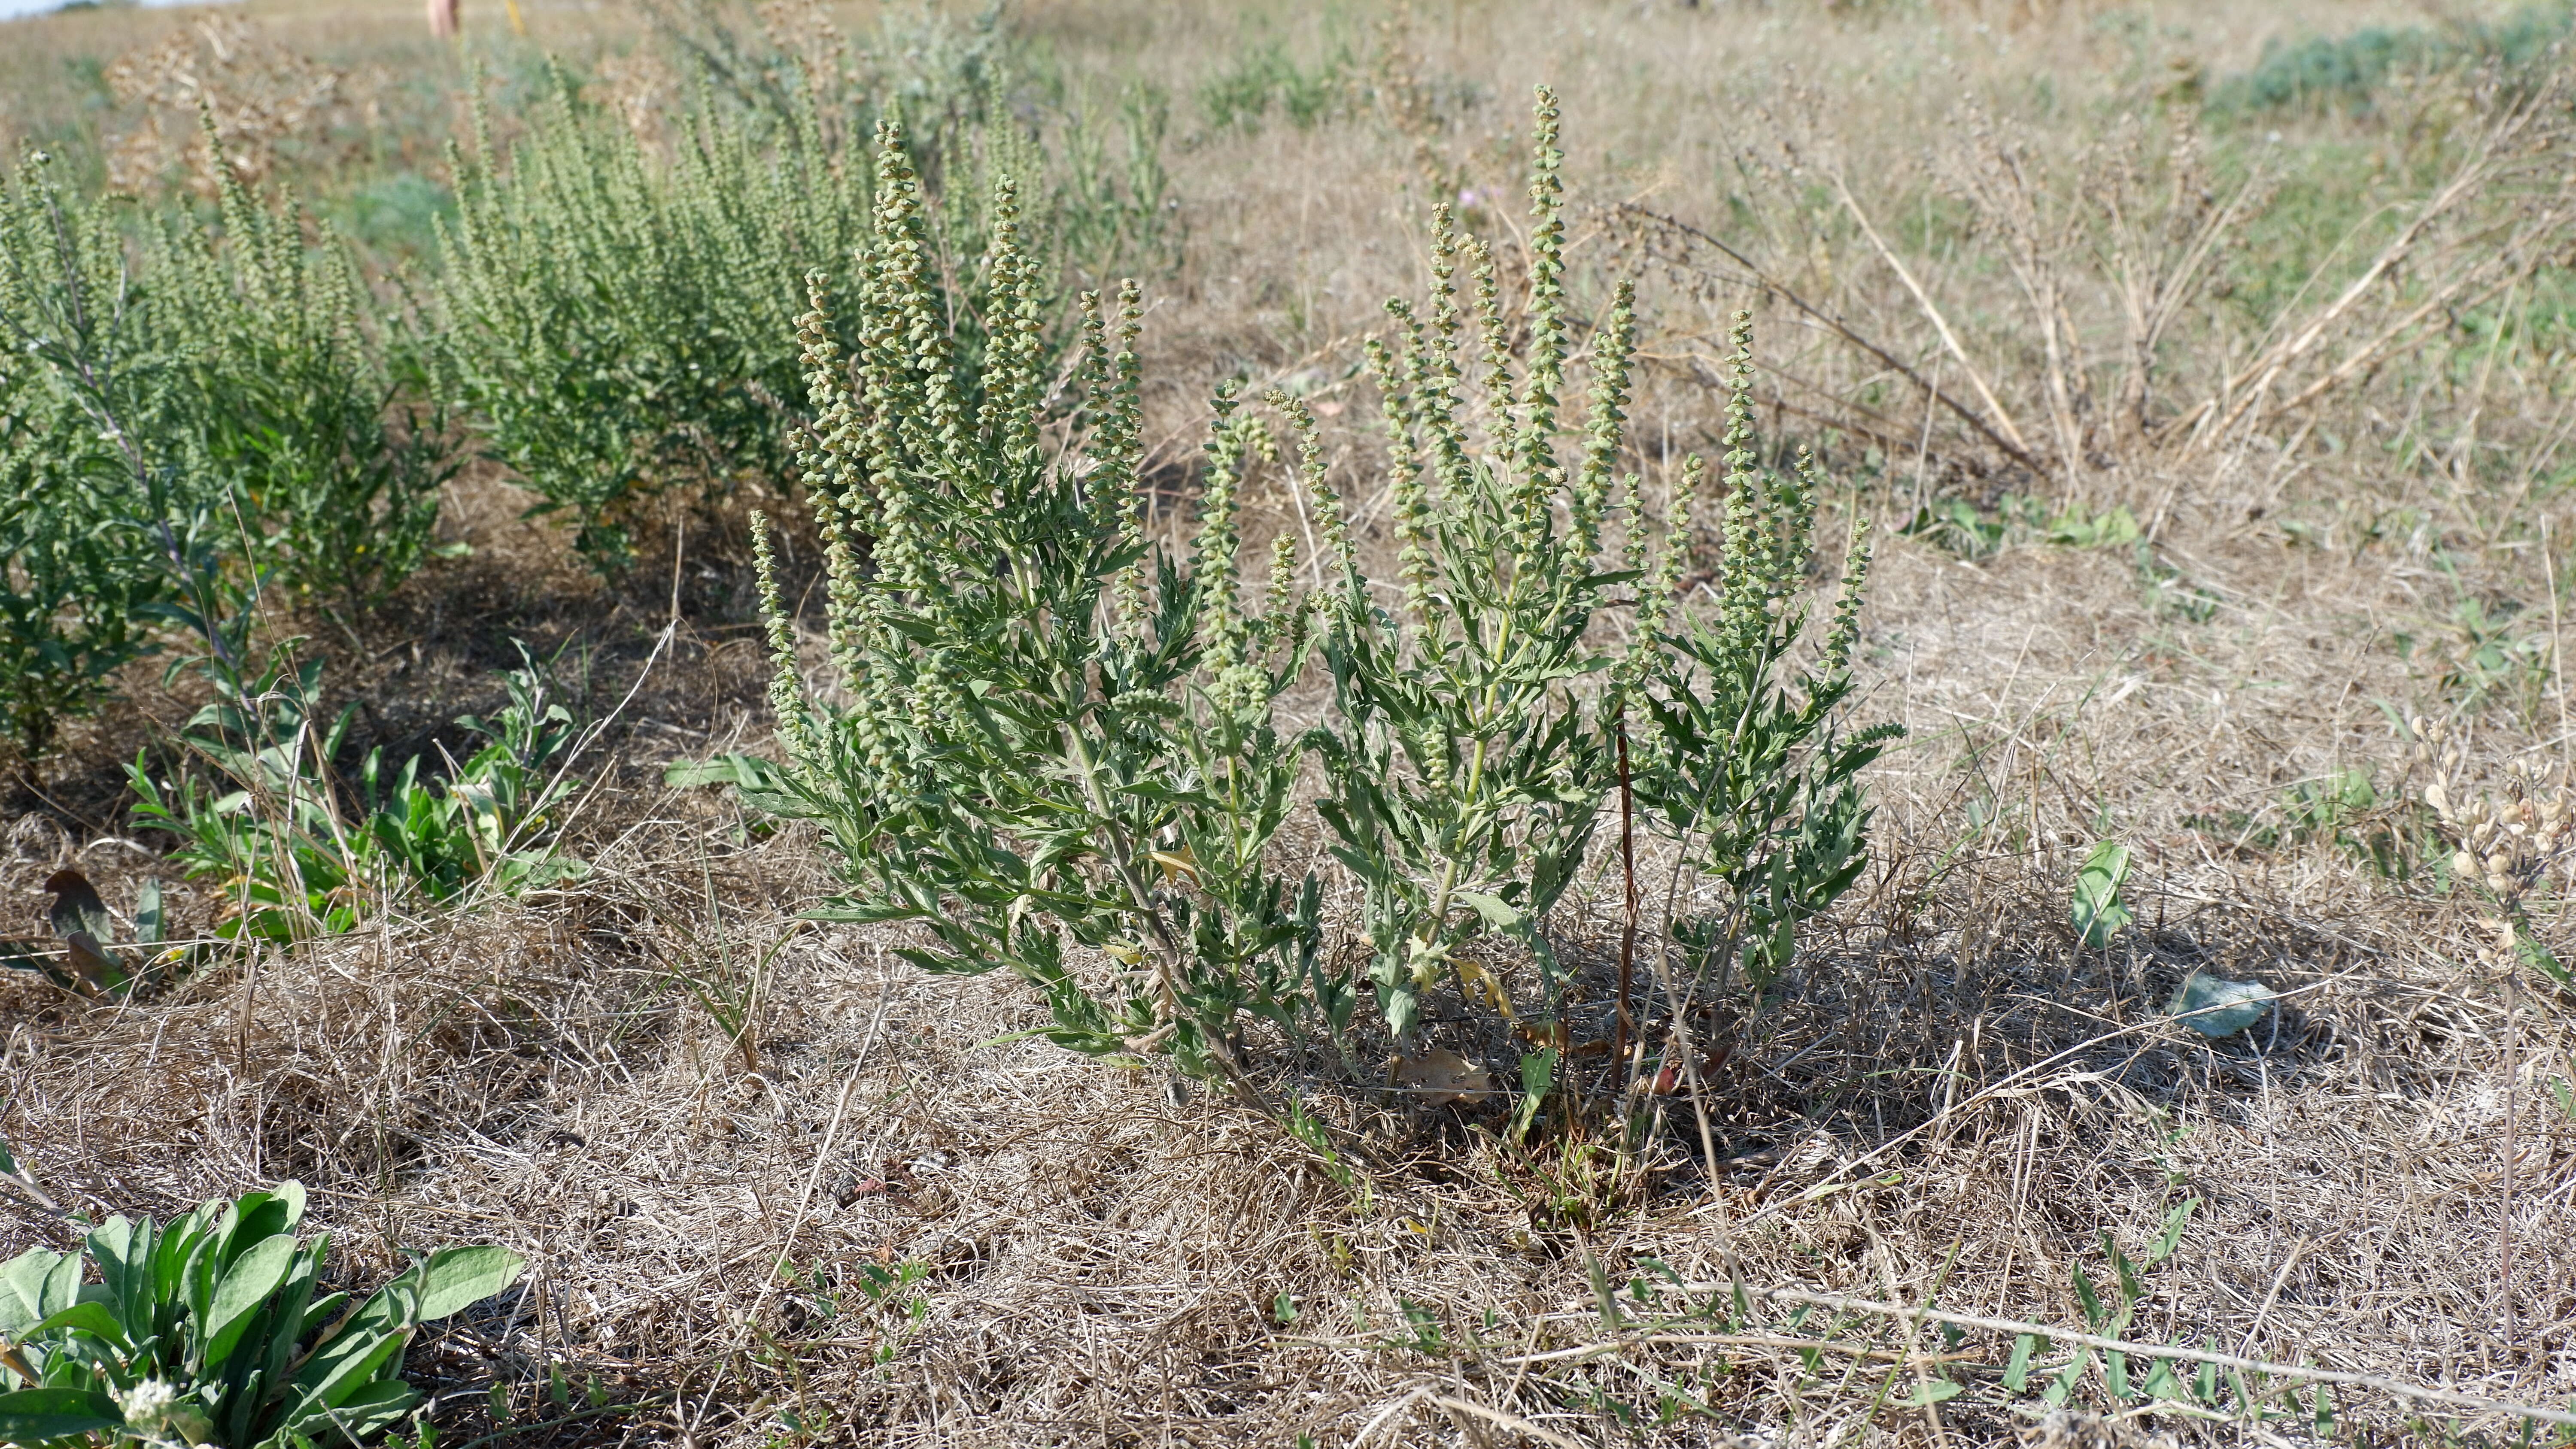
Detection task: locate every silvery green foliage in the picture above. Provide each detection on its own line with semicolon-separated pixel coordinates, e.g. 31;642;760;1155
433;46;1175;574
759;93;1893;1092
1633;321;1901;999
753;126;1322;1083
0;146;447;763
1312;90;1671;1045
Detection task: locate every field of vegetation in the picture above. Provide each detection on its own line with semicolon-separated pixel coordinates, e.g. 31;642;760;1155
3;0;2575;1444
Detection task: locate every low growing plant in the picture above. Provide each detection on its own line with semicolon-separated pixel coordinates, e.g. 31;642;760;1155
0;869;181;1001
0;1179;522;1449
129;647;583;943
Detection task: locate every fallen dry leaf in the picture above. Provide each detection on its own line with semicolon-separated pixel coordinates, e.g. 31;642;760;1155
1391;1048;1494;1106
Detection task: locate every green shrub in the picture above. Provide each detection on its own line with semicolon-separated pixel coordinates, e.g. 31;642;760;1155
433;33;1176;573
0;146;451;767
0;1179;522;1449
1636;326;1901;998
0;154;188;767
2208;3;2572;115
752;92;1888;1108
1199;37;1351;133
748;131;1318;1083
1310;103;1653;1047
433;76;873;570
149;164;453;621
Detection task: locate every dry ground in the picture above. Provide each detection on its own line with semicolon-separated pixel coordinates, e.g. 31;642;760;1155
6;0;2576;1444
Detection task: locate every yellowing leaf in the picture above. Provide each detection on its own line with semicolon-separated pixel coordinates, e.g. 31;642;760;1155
1454;958;1516;1022
1391;1049;1494;1106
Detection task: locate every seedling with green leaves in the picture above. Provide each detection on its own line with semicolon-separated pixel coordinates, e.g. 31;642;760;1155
2071;840;2135;949
129;649;583;943
0;870;181;1001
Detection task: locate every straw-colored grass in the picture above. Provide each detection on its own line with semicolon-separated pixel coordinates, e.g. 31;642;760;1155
6;0;2576;1444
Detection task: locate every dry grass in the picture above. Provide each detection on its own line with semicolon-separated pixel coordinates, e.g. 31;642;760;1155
8;0;2576;1444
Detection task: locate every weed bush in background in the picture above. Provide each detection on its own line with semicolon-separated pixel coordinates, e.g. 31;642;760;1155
150;165;452;622
0;1179;522;1449
0;147;449;768
434;13;1176;573
0;153;194;767
433;78;873;570
752;91;1892;1120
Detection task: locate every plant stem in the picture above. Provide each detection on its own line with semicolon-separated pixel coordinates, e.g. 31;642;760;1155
1612;706;1638;1095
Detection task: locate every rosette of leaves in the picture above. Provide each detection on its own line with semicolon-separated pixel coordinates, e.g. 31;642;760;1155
751;125;1330;1083
0;1180;522;1449
1309;88;1670;1044
1632;318;1901;999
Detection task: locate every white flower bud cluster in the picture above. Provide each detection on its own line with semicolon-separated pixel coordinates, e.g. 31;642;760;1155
115;1379;213;1447
2412;717;2576;904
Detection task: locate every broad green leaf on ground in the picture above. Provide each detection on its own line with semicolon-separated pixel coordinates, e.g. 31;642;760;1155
2168;973;2275;1037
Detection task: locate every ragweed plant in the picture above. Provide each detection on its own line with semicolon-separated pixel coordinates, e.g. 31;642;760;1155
1633;319;1900;1001
434;70;872;570
1310;88;1663;1046
0;142;447;765
756;94;1894;1114
754;124;1329;1083
149;149;450;621
434;44;1174;573
0;152;168;767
